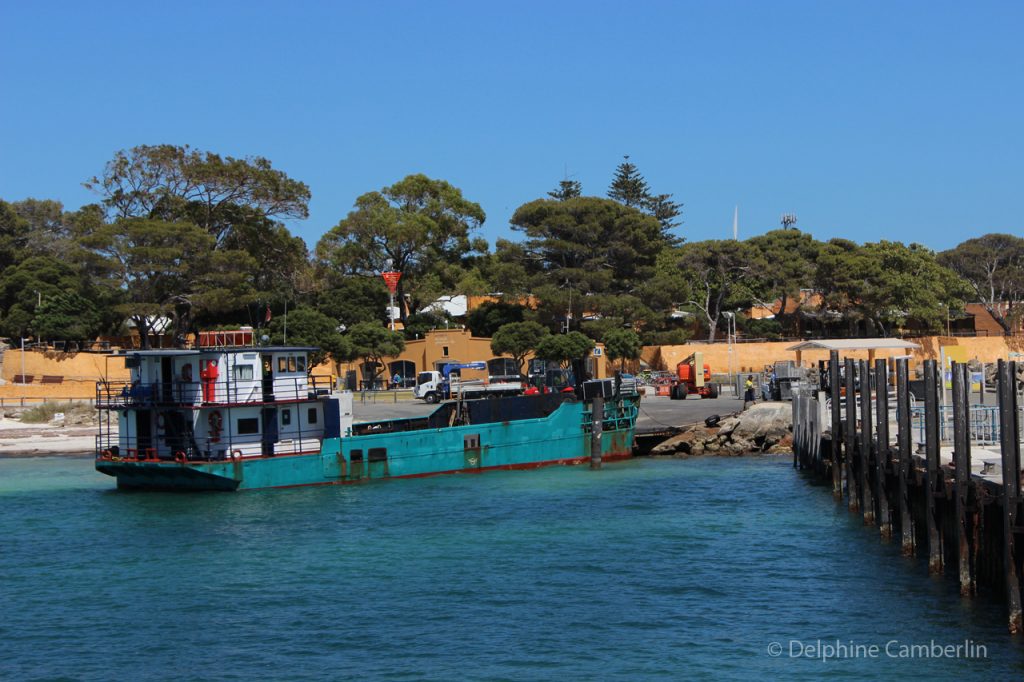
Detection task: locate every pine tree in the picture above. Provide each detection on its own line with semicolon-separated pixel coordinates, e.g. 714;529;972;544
547;179;582;201
646;192;683;232
607;155;650;208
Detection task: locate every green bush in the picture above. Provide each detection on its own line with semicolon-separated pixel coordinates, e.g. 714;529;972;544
19;401;92;424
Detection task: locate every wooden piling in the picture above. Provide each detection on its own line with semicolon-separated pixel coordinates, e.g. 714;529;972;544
875;358;892;538
859;360;875;525
590;396;603;470
998;360;1022;633
829;351;842;500
951;362;974;595
924;359;943;574
896;358;914;556
845;358;859;512
791;356;1024;632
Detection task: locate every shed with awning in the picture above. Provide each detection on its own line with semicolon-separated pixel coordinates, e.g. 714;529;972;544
786;338;922;366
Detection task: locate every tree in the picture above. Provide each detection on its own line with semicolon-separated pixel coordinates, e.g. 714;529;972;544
85;144;311;244
607;155;683;235
510;197;668;302
535;331;594;368
676;240;761;341
347;322;406;386
863;242;968;334
314;274;390;329
816;240;968;336
645;193;683;234
402;310;451;340
0;200;30;271
490;321;549;374
10;199;80;259
607;156;650;208
316;174;486;324
939;234;1024;334
82;218;257;347
547;179;582;201
466;301;527;337
83;145;312;307
0;255;91;338
32;291;105;341
602;328;642;371
267;306;349;369
747;229;821;333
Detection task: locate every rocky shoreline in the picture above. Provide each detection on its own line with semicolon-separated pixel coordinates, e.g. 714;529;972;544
649;402;793;458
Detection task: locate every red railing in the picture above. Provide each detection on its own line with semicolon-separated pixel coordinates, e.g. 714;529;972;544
95;433;324;462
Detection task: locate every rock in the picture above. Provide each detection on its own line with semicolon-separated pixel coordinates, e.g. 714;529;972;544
649;429;700;455
724;441;748;456
731;402;792;443
716;417;740;437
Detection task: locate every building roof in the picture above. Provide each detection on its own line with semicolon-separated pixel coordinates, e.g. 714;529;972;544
786;339;922;352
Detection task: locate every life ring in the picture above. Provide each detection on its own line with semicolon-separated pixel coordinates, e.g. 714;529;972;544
208;410;223;442
174;451;187;463
231;449;242;461
100;449;112;459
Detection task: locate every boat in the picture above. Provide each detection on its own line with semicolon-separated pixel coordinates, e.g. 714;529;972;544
94;344;639;491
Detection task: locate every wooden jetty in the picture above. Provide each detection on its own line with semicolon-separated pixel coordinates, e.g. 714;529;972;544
792;353;1023;633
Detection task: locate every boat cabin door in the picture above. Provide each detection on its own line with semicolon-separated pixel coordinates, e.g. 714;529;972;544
261;355;274;402
261;407;278;457
160;357;174;404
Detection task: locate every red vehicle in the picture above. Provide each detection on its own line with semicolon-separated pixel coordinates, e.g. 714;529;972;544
670;352;720;400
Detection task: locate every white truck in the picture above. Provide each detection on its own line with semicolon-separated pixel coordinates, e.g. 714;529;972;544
414;362;525;404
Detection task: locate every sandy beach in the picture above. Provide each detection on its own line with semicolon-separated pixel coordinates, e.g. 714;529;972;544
0;417;102;457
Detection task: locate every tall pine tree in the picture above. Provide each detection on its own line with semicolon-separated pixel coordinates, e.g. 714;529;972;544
607;156;650;207
607;155;683;240
547;179;582;201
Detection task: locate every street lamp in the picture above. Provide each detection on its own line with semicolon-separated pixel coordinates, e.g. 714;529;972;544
723;312;736;379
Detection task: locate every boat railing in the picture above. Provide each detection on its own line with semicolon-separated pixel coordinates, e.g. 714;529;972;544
95;433;324;463
582;400;639;433
95;375;334;408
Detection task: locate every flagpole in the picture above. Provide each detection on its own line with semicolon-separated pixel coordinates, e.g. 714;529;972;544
283;301;288;345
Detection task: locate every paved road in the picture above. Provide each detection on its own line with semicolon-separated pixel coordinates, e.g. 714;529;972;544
351;391;745;433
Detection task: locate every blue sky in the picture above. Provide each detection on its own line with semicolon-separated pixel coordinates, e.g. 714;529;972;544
1;1;1021;252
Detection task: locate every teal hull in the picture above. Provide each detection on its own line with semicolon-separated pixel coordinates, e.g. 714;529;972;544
97;398;636;491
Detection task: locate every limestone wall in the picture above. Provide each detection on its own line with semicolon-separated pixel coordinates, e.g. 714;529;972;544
0;350;130;399
642;335;1024;375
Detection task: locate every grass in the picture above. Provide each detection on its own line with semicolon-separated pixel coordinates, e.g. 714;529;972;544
19;401;95;424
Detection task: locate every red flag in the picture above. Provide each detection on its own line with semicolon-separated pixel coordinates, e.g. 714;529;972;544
264;306;272;323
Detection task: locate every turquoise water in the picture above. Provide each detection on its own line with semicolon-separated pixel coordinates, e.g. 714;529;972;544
2;456;1023;681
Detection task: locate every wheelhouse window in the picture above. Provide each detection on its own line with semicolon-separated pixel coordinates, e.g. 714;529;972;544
275;355;307;374
237;418;259;435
